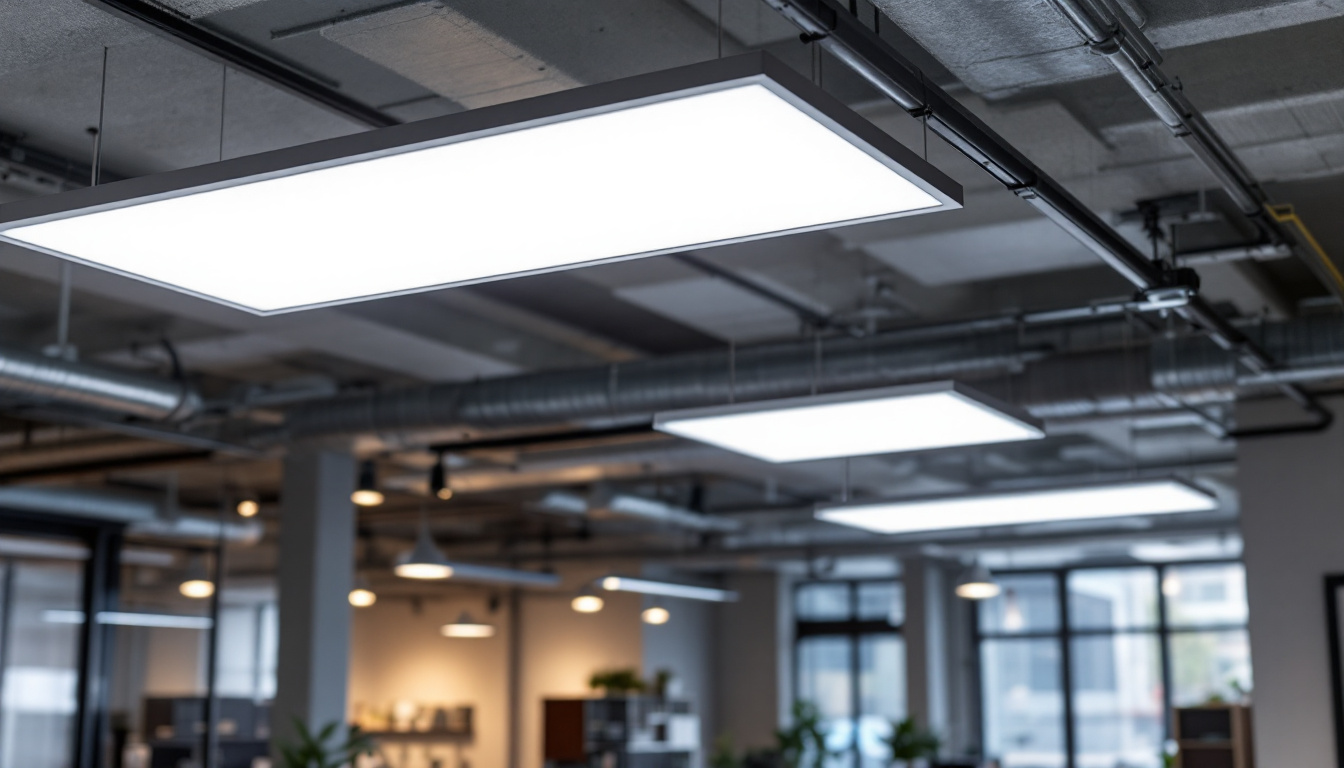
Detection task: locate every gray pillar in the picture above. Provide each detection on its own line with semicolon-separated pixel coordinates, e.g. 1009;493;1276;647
273;448;355;749
1237;396;1344;767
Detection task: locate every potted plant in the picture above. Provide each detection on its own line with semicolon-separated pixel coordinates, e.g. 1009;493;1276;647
588;668;648;697
775;701;835;768
277;719;376;768
885;717;940;768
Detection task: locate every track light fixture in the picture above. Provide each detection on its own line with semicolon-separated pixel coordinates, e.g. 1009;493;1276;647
430;455;453;501
352;460;385;507
179;553;214;599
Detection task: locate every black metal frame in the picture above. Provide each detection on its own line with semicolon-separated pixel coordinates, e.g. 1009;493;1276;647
793;578;904;766
0;508;123;768
975;560;1249;768
1324;574;1344;768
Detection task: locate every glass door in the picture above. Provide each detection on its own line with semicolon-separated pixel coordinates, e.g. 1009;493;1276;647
0;536;90;768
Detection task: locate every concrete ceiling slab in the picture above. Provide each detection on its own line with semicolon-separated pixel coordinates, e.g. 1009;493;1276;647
323;2;581;110
864;217;1099;286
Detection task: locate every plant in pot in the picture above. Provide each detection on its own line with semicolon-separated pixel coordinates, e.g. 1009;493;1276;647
277;719;376;768
885;717;940;768
589;668;648;697
775;700;835;768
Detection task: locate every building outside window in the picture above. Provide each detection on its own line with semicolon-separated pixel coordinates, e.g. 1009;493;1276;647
977;562;1251;768
795;580;906;768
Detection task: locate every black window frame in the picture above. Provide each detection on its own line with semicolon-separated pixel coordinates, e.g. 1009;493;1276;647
793;578;904;767
974;558;1251;768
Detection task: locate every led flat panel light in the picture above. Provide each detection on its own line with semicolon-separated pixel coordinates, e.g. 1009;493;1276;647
0;53;960;315
600;575;738;603
654;382;1043;463
816;478;1219;535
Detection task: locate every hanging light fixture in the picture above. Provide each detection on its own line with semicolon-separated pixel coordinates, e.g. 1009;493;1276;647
349;575;377;608
642;602;671;625
430;456;453;501
571;585;605;614
656;382;1041;463
817;478;1217;534
351;460;385;507
599;575;737;603
955;563;1001;601
440;611;496;639
235;497;260;518
394;510;453;580
1002;588;1024;631
179;553;215;599
0;54;959;315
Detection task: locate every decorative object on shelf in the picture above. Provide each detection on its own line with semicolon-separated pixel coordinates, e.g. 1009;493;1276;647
885;717;940;767
277;719;376;768
588;668;647;697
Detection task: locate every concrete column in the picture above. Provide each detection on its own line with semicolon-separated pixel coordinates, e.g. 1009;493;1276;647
1237;396;1344;767
713;571;786;752
273;449;356;748
902;557;949;735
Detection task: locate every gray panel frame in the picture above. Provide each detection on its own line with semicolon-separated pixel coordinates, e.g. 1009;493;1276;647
0;52;961;315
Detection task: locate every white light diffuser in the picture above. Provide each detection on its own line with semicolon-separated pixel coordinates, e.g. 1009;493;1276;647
0;53;959;315
44;610;213;629
816;478;1219;535
600;575;738;603
655;382;1042;463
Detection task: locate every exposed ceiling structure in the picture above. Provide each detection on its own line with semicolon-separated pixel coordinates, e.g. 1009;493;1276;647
0;0;1341;581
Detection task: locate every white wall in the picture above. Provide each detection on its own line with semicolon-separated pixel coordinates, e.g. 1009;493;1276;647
1237;396;1344;767
348;562;644;768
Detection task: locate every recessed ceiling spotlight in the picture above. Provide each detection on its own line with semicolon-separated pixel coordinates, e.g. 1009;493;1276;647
0;53;958;314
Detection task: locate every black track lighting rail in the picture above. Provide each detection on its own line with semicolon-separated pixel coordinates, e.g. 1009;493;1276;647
763;0;1330;429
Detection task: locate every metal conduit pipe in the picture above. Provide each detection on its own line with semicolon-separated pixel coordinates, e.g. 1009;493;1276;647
761;0;1329;425
0;344;200;421
1043;0;1344;303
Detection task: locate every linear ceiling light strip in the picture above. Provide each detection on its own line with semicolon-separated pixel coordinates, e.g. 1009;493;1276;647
815;478;1219;535
0;53;959;315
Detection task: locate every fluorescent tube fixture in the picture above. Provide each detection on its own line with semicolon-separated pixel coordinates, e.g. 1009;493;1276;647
655;382;1042;463
442;562;561;588
816;478;1218;535
0;53;958;314
44;610;213;629
600;576;738;603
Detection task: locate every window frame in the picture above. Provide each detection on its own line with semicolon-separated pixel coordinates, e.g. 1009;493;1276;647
794;578;905;767
974;559;1250;768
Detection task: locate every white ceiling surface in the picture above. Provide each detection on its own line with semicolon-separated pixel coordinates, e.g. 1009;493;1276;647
322;2;582;110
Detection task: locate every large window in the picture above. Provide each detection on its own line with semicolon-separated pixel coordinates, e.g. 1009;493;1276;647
977;563;1251;768
795;580;905;768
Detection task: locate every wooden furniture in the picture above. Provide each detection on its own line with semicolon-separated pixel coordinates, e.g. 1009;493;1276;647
543;697;699;768
1174;704;1253;768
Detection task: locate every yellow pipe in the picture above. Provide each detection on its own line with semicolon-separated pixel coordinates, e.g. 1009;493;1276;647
1267;203;1344;296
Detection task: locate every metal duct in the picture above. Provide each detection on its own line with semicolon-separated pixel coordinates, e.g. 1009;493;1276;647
0;344;199;420
269;330;1047;443
269;314;1344;445
0;485;260;542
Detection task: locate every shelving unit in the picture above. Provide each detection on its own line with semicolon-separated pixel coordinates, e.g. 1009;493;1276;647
1174;705;1254;768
